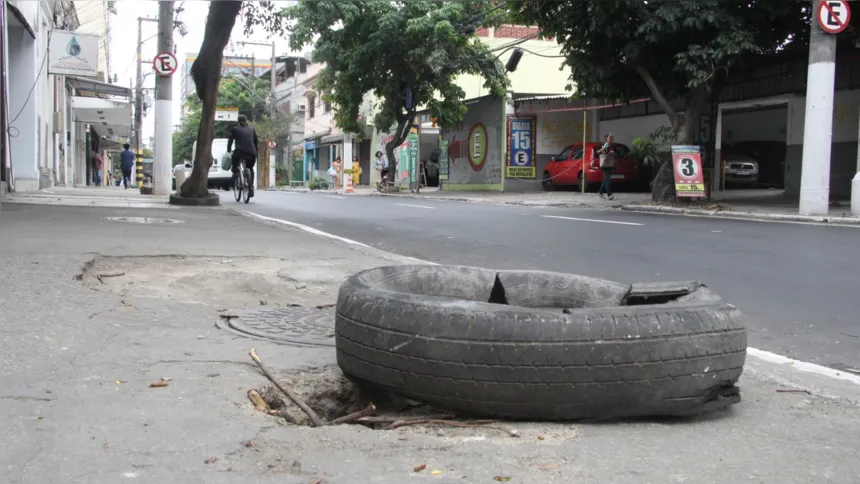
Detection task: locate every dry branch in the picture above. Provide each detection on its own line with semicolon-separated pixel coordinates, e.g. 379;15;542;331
331;404;376;425
249;348;325;427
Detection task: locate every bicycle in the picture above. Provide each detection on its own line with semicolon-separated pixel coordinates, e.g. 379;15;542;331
231;154;253;204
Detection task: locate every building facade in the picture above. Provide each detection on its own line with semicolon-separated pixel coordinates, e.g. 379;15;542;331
1;0;128;194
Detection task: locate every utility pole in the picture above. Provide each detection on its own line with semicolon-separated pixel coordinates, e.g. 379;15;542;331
799;0;837;215
250;56;256;121
238;41;277;116
153;1;174;196
134;17;143;187
135;16;157;188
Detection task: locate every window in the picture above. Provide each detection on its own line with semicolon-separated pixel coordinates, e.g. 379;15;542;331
571;146;584;160
324;101;331;113
555;146;572;161
308;95;315;118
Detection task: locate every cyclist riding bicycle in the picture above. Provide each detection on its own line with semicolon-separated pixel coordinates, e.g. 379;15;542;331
226;114;259;197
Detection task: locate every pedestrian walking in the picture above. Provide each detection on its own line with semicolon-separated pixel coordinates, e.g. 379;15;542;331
352;155;361;187
91;152;103;187
374;151;388;187
597;133;616;200
120;143;135;189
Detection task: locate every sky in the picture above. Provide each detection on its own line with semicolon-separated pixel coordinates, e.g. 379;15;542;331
111;1;297;145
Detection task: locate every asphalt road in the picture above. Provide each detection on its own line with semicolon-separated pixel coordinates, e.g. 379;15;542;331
224;190;860;371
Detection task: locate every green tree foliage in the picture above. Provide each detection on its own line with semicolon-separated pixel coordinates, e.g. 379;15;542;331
509;0;809;200
172;74;279;163
275;0;510;172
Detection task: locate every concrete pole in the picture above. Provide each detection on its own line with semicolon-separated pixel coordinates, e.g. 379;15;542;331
799;2;836;216
153;2;174;195
342;134;353;193
852;105;860;215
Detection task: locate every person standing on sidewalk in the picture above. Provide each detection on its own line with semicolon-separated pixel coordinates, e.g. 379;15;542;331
597;133;616;200
91;152;103;187
120;144;135;189
374;151;388;187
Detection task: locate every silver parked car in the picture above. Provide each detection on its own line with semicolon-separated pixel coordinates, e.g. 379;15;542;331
723;152;760;184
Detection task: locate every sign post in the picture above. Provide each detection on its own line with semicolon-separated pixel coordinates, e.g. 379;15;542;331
506;115;536;178
407;127;419;192
438;139;449;181
671;145;706;198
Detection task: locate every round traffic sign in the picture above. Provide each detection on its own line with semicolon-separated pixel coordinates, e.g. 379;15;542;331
267;139;277;149
817;0;851;34
153;51;178;77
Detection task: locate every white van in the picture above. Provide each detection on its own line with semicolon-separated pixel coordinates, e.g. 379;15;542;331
192;138;233;190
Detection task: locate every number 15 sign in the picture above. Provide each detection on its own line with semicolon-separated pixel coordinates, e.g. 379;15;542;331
507;115;536;178
671;145;706;198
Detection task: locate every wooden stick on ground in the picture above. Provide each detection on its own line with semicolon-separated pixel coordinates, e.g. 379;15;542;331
331;404;377;425
384;419;519;436
354;414;456;425
96;272;126;284
249;348;325;427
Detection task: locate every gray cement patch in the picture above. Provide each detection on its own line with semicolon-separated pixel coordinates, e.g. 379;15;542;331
80;255;351;309
105;216;185;224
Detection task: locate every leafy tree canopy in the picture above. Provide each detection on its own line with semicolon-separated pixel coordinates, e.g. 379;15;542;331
509;0;809;137
173;73;291;163
255;0;510;164
509;0;808;200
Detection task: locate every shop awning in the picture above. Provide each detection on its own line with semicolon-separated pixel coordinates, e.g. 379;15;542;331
67;76;131;98
320;133;344;145
304;130;330;141
72;96;131;138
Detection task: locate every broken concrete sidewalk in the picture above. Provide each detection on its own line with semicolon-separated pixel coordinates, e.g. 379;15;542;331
1;203;859;484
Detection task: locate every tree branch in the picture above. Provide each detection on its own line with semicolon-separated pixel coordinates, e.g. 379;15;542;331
634;64;678;127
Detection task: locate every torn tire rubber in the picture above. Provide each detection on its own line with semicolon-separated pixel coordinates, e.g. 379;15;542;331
335;265;746;421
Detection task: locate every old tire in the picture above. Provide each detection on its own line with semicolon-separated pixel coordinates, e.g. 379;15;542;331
335;265;746;421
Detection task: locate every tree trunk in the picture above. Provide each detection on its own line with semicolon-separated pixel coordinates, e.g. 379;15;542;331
636;64;711;203
179;1;242;198
383;112;414;187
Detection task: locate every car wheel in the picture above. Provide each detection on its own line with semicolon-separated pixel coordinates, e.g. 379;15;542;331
578;171;589;192
542;171;554;191
336;265;746;421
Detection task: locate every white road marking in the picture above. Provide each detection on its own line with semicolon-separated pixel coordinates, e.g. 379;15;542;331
396;203;436;209
324;195;345;199
236;210;859;388
746;347;860;385
542;215;643;226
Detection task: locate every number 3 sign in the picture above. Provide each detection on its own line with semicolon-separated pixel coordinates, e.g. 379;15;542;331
671;145;706;198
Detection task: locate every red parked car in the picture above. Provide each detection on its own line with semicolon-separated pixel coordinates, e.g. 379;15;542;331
542;142;638;191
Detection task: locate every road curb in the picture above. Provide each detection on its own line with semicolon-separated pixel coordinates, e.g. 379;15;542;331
621;204;860;225
365;191;594;208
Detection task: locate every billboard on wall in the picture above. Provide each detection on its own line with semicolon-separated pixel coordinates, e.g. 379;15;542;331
506;115;536;178
49;31;99;77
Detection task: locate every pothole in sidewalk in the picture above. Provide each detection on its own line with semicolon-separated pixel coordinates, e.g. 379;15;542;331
105;216;185;224
79;255;350;309
249;366;565;442
253;367;447;427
